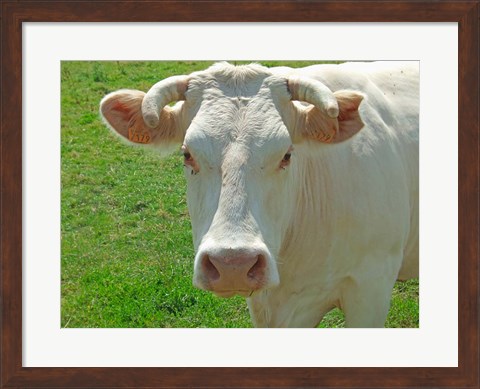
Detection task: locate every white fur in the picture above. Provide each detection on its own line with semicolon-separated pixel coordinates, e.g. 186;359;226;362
102;62;419;328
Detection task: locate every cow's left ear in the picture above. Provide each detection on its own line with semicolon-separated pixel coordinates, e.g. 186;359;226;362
302;90;365;144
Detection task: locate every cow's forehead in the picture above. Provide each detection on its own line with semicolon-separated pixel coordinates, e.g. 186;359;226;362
184;91;291;164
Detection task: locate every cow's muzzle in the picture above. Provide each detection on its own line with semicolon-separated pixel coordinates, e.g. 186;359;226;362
193;245;279;297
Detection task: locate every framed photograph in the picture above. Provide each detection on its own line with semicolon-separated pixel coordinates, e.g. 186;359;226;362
1;1;478;388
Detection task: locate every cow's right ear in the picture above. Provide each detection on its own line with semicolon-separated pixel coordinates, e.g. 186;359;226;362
100;90;182;147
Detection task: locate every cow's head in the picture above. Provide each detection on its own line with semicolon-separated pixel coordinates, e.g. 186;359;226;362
100;63;364;298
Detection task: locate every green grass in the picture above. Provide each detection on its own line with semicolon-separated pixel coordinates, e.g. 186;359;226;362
61;61;419;328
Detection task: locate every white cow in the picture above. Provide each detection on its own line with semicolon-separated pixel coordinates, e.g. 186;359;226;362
100;61;419;327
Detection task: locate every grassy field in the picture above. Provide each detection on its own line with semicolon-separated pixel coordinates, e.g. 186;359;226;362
61;61;419;328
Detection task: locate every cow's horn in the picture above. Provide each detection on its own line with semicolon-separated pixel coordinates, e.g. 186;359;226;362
287;76;339;118
142;75;189;128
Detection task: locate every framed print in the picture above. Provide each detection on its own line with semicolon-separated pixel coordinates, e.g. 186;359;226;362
1;1;478;388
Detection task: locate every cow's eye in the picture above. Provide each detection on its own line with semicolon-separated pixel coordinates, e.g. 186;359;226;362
182;145;199;175
182;145;193;163
280;147;293;169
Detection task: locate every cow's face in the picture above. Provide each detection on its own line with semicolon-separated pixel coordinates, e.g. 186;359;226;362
100;63;364;298
183;78;297;297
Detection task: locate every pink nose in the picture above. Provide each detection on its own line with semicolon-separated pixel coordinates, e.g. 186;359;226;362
199;253;267;297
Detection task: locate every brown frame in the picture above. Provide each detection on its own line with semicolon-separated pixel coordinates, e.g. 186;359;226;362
1;1;479;388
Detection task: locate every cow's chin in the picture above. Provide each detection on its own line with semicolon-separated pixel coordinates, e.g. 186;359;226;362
212;290;254;298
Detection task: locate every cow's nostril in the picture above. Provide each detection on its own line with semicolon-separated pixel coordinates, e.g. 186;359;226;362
201;255;220;281
247;255;266;280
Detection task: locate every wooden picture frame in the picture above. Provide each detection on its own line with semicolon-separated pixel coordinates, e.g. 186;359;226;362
1;1;478;388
